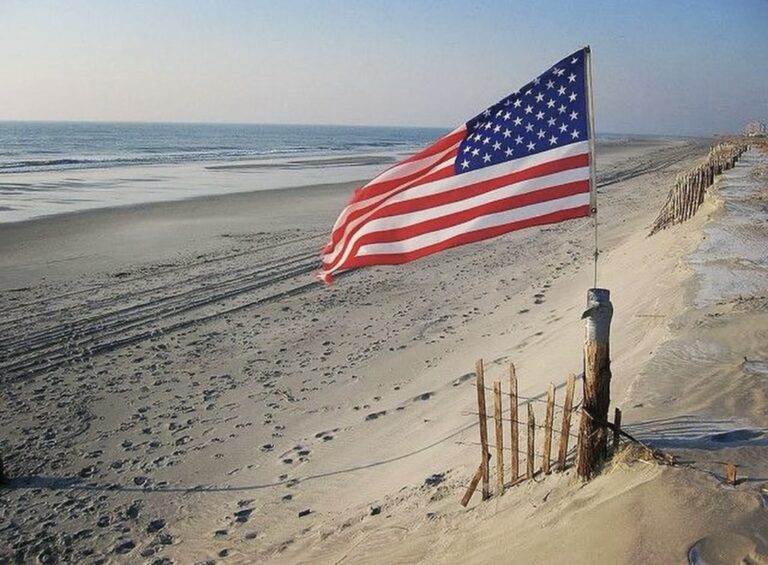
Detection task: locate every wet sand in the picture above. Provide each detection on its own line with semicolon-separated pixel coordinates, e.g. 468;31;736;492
1;138;767;564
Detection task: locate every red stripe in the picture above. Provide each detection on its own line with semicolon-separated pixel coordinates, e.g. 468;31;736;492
324;152;588;268
338;206;590;270
322;181;588;271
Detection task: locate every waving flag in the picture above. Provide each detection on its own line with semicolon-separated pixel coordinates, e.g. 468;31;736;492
319;47;595;283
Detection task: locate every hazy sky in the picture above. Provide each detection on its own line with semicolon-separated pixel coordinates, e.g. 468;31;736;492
1;0;766;135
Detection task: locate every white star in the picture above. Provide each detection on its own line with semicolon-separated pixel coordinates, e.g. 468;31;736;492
535;92;545;103
571;56;578;64
535;111;545;120
493;141;501;151
496;109;504;117
554;67;565;76
493;124;501;133
461;159;470;169
546;80;555;89
547;99;555;108
463;145;472;153
569;92;577;102
571;129;580;139
483;136;491;145
484;122;493;130
527;141;536;151
551;67;561;76
558;105;567;114
503;111;511;120
524;105;533;114
525;88;532;95
505;147;514;157
547;117;556;126
483;153;492;163
513;116;523;126
483;109;491;117
525;123;534;132
537;129;546;139
559;123;568;133
515;135;524;145
503;128;512;138
549;135;558;145
568;73;576;83
513;99;522;108
471;148;480;156
533;77;541;85
557;85;567;96
570;111;579;120
503;98;512;106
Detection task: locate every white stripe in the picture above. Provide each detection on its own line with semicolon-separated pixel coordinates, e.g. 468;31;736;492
323;147;589;267
357;193;590;256
327;141;588;251
326;166;587;267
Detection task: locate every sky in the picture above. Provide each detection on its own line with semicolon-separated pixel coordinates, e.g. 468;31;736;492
0;0;766;135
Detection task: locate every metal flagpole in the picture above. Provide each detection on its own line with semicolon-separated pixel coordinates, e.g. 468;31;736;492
584;45;598;288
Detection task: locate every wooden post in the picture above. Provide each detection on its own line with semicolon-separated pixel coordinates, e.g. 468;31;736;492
509;363;519;483
475;359;491;500
541;383;555;474
725;463;737;486
613;407;622;453
461;463;484;507
493;380;504;495
577;288;614;480
526;403;535;480
557;373;576;471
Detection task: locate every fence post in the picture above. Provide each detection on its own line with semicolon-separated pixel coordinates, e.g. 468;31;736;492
542;383;555;474
613;407;622;452
509;363;519;483
475;359;491;500
527;403;535;480
557;373;576;471
577;288;614;480
493;380;504;495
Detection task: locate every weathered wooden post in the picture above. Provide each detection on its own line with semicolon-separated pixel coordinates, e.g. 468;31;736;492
475;359;491;500
613;407;622;452
577;288;614;480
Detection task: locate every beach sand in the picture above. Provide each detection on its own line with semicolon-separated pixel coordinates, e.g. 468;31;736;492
1;138;767;564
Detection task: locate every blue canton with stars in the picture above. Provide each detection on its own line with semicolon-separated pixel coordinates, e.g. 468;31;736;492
457;49;589;174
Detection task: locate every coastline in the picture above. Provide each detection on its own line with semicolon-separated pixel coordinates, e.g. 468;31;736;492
2;137;767;563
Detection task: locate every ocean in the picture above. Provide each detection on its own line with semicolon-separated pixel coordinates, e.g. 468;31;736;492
0;121;669;224
0;121;447;223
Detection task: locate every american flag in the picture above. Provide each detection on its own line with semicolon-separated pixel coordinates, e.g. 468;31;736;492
319;48;594;283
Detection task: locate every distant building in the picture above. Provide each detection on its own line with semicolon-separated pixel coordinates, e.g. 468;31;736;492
744;120;767;136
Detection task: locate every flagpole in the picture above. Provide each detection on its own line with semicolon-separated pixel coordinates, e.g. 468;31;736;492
584;45;598;288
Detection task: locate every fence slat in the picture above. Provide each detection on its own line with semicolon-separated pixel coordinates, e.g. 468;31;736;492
527;403;535;480
493;380;504;495
475;359;491;500
557;373;576;471
542;382;555;474
509;363;519;483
